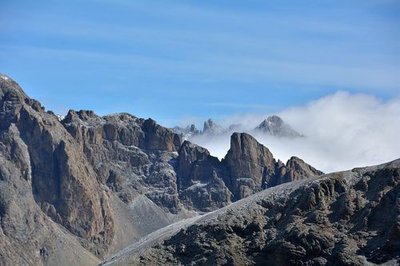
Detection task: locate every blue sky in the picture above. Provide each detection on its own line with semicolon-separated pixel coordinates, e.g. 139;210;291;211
1;0;399;126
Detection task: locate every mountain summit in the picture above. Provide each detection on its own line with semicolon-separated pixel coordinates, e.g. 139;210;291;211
202;118;225;135
255;115;302;137
172;115;303;140
0;74;321;265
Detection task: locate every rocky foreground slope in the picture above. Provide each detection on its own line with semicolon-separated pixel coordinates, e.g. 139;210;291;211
103;159;400;265
0;74;323;265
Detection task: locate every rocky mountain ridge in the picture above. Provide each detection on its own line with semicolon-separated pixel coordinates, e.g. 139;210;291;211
0;74;323;265
255;115;302;137
103;159;400;265
172;115;302;140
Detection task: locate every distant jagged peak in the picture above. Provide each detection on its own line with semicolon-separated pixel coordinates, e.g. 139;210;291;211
174;123;199;134
188;124;198;133
172;115;302;140
255;115;303;138
172;124;200;140
259;115;284;128
202;118;225;135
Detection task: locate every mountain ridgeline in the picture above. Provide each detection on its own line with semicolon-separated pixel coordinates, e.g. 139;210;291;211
172;115;303;140
0;74;321;264
0;74;399;266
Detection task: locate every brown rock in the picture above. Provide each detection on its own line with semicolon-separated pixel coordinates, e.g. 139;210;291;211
0;76;114;258
224;132;276;199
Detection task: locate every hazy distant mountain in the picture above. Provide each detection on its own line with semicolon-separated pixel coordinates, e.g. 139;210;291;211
172;124;200;140
202;118;226;135
255;115;303;137
172;115;303;139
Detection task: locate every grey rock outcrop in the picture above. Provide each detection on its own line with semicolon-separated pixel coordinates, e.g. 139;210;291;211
224;132;322;199
62;110;182;214
176;141;232;212
104;159;400;266
277;156;324;184
176;132;322;207
224;132;276;198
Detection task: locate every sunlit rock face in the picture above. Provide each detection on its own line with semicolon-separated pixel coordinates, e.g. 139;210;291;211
0;74;323;265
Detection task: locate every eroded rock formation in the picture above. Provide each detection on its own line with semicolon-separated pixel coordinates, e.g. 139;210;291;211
0;74;324;265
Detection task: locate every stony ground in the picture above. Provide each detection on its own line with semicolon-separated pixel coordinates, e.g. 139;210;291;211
103;159;400;265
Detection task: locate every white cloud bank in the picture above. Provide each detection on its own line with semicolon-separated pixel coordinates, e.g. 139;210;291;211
190;91;400;173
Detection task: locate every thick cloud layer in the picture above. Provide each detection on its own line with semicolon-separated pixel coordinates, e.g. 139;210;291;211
190;91;400;173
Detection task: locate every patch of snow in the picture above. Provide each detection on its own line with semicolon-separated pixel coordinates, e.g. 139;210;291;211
187;181;209;190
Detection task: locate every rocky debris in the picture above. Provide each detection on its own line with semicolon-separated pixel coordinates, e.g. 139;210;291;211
103;159;400;266
255;115;303;137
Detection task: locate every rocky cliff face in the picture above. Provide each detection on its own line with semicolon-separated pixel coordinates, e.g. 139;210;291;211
0;75;113;264
176;141;232;212
175;132;322;209
224;132;322;199
103;159;400;266
224;133;276;198
0;74;324;265
278;156;324;184
61;110;183;214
